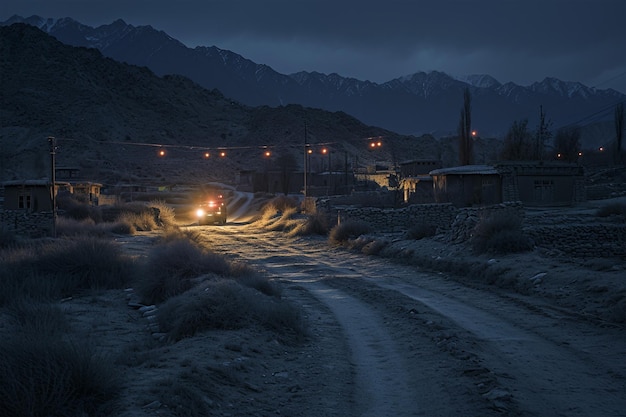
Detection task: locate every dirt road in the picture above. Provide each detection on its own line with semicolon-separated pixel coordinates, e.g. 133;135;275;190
198;222;626;417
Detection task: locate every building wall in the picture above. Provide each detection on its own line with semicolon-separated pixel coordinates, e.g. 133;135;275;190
0;209;54;237
433;174;501;207
3;186;52;211
497;162;586;206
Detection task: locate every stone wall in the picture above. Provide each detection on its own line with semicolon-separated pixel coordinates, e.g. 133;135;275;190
526;224;626;259
321;200;524;237
0;209;55;238
328;203;457;233
318;199;624;259
448;202;525;243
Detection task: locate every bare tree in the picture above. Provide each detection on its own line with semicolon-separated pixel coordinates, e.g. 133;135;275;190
615;102;624;165
500;119;534;160
553;126;581;162
457;87;472;166
535;105;553;160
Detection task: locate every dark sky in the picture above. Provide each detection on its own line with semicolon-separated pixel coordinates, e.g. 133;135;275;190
2;0;625;93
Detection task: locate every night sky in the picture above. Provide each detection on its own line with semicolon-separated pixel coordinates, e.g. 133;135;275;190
2;0;625;93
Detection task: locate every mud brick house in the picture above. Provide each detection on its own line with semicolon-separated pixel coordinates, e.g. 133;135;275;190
55;167;102;205
496;161;585;207
71;181;102;205
430;165;501;207
0;180;66;237
2;180;71;211
399;160;442;204
429;162;585;208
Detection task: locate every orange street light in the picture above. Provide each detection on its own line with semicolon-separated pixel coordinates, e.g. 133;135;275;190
219;151;226;157
264;150;271;157
158;149;166;157
203;152;210;158
321;148;328;154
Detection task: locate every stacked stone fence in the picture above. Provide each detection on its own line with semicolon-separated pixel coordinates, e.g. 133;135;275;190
447;202;525;243
0;209;54;238
326;203;456;233
525;224;626;260
318;199;623;259
318;200;524;237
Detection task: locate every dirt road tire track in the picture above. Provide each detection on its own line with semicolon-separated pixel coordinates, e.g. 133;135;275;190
196;224;626;416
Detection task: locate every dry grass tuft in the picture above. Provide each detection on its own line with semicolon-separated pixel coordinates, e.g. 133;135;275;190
157;279;306;342
596;201;626;220
134;237;230;305
471;213;534;254
0;333;120;416
328;219;372;244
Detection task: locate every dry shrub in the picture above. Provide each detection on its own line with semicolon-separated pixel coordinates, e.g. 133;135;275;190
31;236;135;295
361;239;388;255
0;228;18;248
159;228;207;246
256;196;302;228
347;235;374;251
56;217;107;237
57;193;102;223
57;217;139;237
158;280;254;339
157;280;306;342
406;223;437;240
0;260;59;306
471;213;534;254
329;219;372;244
288;211;329;237
256;202;282;227
117;211;158;231
262;206;301;232
235;271;282;297
267;195;299;212
135;237;230;304
149;199;176;227
108;220;136;235
5;300;69;336
0;334;120;417
596;202;626;220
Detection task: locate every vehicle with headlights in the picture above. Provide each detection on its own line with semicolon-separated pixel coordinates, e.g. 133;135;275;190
195;194;227;225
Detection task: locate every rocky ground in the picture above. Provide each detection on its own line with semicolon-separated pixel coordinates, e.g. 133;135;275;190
1;196;624;416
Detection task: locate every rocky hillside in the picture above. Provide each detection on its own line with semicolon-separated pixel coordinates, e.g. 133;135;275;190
3;15;623;145
2;23;440;187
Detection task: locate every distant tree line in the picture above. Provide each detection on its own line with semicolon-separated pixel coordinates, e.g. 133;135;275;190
454;88;625;165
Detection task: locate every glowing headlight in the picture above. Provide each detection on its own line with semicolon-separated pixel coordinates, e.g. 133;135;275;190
196;208;205;217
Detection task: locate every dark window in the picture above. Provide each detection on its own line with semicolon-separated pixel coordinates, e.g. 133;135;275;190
18;193;32;209
533;179;554;202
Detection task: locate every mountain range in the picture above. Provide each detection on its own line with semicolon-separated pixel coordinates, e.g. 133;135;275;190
3;15;625;144
2;23;434;186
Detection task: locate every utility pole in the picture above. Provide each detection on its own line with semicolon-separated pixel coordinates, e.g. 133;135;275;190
303;122;308;198
48;136;57;238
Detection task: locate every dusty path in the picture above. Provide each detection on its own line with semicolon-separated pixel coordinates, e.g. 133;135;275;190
198;223;626;417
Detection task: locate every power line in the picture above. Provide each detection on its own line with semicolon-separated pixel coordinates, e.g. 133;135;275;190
556;98;626;130
592;70;626;91
52;135;386;154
